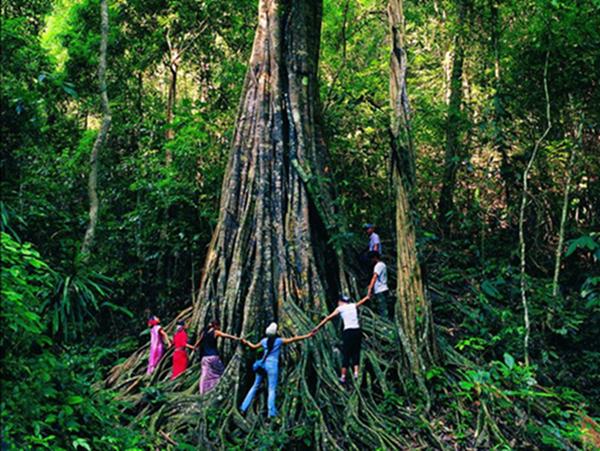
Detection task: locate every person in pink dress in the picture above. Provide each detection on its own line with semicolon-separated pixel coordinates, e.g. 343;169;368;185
147;315;171;375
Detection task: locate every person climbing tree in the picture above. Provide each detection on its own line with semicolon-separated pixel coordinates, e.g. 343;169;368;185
360;223;382;273
170;321;194;380
196;320;241;394
367;251;392;319
146;316;171;375
312;294;371;384
364;223;382;254
239;323;314;418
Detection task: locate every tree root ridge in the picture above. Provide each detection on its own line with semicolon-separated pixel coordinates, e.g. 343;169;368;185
108;307;434;449
107;308;585;449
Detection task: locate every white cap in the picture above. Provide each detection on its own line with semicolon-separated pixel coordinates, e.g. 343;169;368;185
265;322;278;336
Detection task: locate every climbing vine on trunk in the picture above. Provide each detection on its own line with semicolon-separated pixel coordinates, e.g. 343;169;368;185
80;0;111;262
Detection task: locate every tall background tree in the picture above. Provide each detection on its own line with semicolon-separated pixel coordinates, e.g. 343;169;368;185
388;0;436;388
80;0;111;261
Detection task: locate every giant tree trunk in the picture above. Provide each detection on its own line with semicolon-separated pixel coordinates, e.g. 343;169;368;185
80;0;111;261
108;1;432;448
438;0;466;237
389;0;436;391
191;0;331;341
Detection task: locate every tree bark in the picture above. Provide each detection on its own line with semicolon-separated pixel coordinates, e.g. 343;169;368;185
165;62;177;143
490;0;514;206
80;0;111;262
193;0;326;326
438;0;466;237
165;37;179;156
388;0;415;187
388;0;436;384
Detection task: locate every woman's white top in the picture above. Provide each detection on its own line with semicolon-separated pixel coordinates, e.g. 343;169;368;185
337;303;360;330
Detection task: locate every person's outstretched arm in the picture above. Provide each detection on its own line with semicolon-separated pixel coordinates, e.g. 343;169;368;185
184;341;195;350
215;330;241;341
241;338;262;350
159;327;172;347
356;295;371;307
367;272;378;298
192;331;205;349
312;309;339;334
282;332;314;345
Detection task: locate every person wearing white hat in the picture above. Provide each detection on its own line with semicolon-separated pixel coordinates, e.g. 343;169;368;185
239;322;314;418
312;294;371;384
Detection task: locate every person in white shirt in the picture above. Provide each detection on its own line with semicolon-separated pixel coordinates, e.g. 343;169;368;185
312;294;371;384
367;251;392;319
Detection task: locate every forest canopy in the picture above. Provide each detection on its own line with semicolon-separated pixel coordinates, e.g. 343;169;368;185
1;0;599;449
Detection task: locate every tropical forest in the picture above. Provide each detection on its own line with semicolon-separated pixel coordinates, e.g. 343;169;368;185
1;0;599;449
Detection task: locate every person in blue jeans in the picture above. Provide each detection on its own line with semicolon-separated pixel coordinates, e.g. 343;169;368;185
240;322;314;417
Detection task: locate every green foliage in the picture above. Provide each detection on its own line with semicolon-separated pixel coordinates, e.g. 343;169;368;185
451;356;585;448
0;232;145;449
566;233;600;258
1;346;146;450
44;268;112;341
0;232;50;349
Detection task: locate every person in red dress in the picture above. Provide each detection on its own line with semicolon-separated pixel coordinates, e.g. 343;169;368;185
171;321;194;380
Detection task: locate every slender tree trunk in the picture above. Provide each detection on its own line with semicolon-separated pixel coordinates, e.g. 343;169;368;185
165;60;178;158
80;0;111;261
388;0;415;187
438;0;466;237
388;0;435;385
199;57;210;103
552;121;581;297
161;45;179;288
490;0;513;206
519;53;551;365
164;32;180;159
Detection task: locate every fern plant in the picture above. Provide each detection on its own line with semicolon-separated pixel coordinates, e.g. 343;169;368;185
44;268;112;341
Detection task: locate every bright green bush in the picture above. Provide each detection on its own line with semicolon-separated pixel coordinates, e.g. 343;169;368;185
1;233;145;449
